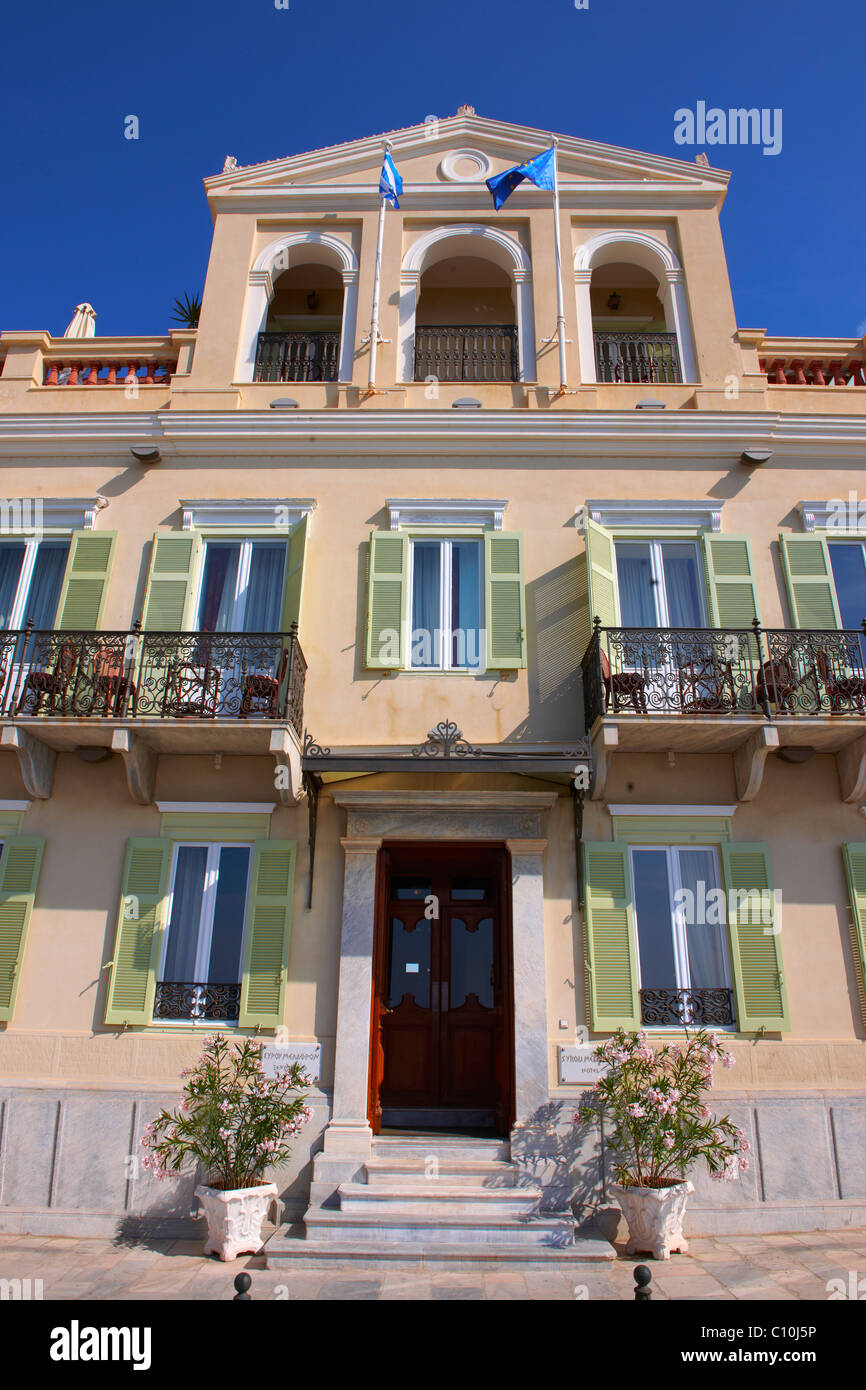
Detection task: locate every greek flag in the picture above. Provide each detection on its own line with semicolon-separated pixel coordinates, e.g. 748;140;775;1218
486;145;556;210
379;150;403;208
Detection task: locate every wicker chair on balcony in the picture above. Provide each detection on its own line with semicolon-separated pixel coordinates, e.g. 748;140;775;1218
815;650;866;714
677;656;737;714
16;640;79;715
239;645;289;719
162;661;221;719
91;646;137;717
600;645;648;713
754;657;798;715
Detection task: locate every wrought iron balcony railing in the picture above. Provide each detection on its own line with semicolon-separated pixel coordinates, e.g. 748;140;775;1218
0;623;306;737
154;981;241;1021
413;324;520;382
640;987;735;1027
581;618;866;728
593;330;682;384
253;331;340;383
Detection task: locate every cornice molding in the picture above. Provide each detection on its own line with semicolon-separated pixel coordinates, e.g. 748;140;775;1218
796;499;865;533
0;496;106;530
2;412;866;459
586;499;722;530
387;498;507;529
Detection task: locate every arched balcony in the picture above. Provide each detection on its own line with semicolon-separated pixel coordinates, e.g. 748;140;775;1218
400;227;536;384
574;231;697;386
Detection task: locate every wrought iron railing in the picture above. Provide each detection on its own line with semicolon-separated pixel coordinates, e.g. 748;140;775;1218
413;324;519;382
253;331;340;383
0;622;307;736
154;981;241;1021
581;618;866;727
593;331;682;384
640;987;734;1026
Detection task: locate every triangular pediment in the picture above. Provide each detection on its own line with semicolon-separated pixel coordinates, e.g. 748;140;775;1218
205;112;730;201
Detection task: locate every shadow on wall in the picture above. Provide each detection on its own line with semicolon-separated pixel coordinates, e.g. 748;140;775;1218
506;555;586;744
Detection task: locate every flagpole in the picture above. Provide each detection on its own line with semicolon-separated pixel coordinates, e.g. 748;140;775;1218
551;139;568;393
367;142;390;392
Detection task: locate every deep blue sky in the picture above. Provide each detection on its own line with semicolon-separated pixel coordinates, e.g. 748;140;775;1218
1;0;863;340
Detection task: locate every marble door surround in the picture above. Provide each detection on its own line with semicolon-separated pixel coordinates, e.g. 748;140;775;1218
318;789;558;1171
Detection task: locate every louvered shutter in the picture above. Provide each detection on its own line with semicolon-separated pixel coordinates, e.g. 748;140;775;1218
0;837;45;1022
55;531;116;629
238;840;296;1030
581;841;639;1030
721;842;789;1031
104;838;171;1026
842;844;866;1029
365;531;408;668
484;531;526;669
141;532;202;631
779;535;841;629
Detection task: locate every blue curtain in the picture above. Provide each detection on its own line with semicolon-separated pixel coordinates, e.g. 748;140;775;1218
22;543;69;628
662;545;704;627
616;544;655;625
679;848;729;988
162;846;208;982
0;544;25;629
197;544;240;632
207;847;251;982
244;543;287;632
411;542;440;667
451;540;482;668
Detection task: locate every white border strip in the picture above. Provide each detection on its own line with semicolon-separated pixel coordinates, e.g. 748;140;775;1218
607;804;737;817
155;802;277;814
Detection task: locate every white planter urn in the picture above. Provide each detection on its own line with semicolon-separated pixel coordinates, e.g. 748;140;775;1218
611;1179;694;1260
195;1181;278;1261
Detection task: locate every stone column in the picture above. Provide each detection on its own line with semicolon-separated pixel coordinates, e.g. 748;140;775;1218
320;836;381;1159
506;838;550;1123
573;268;595;383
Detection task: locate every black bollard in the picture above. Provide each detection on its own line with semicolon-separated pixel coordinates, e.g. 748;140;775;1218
634;1265;652;1301
234;1272;252;1300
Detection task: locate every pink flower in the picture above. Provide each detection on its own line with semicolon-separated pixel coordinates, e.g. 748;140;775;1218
721;1053;735;1069
627;1103;646;1119
662;1134;675;1150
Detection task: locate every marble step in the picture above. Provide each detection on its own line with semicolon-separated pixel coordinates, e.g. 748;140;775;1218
265;1231;616;1269
371;1137;510;1162
302;1208;576;1247
338;1181;541;1216
364;1157;519;1188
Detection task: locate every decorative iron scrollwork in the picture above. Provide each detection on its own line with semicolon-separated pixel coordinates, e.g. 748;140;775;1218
153;981;242;1021
411;719;483;759
303;731;331;757
639;987;734;1027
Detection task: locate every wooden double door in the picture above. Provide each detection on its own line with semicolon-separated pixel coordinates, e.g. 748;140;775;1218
369;843;513;1134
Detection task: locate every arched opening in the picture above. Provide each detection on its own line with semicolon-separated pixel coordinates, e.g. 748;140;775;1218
400;226;536;384
414;256;518;382
256;262;344;383
574;232;696;385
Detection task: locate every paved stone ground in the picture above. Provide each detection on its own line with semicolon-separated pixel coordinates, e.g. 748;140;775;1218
1;1228;865;1300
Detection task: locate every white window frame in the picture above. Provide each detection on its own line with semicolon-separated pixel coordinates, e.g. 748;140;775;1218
407;535;484;672
159;841;253;1023
629;843;734;1029
0;537;71;630
194;537;289;633
826;538;866;629
615;537;707;628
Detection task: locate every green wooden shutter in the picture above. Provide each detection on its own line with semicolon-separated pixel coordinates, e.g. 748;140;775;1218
721;842;789;1031
779;535;841;629
141;531;202;631
55;531;116;629
281;514;309;631
585;520;621;629
0;837;45;1022
485;531;526;670
238;839;296;1030
581;842;639;1031
365;531;408;669
104;838;171;1026
703;535;761;630
842;844;866;1029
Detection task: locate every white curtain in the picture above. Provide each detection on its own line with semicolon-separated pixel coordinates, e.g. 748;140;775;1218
679;849;729;988
162;847;207;982
245;543;287;632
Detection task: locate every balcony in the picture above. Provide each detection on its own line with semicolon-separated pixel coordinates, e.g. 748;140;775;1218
253;331;340;383
413;325;519;383
0;625;307;804
640;987;735;1027
582;620;866;800
593;331;681;384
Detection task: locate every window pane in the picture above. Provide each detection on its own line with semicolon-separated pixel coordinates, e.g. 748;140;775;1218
391;878;432;901
632;850;677;987
676;848;729;988
829;544;866;630
451;878;493;900
244;542;287;633
451;540;482;669
388;916;431;1007
22;542;69;629
411;541;441;668
207;847;251;982
0;544;25;628
163;846;208;981
450;915;494;1008
662;543;705;627
197;543;241;632
616;544;656;626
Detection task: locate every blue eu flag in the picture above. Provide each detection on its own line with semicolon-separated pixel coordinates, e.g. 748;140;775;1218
486;146;556;210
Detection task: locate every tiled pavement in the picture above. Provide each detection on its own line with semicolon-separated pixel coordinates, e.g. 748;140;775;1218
1;1228;865;1300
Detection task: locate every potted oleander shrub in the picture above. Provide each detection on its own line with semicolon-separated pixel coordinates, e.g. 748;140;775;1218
141;1035;311;1261
577;1028;749;1259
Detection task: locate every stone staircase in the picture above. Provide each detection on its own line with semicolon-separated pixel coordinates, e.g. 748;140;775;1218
265;1134;615;1268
